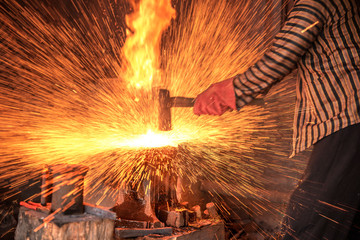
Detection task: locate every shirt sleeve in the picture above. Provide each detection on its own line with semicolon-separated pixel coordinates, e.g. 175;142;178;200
233;0;330;108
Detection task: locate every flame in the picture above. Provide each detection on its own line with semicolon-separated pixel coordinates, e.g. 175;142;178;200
120;129;177;148
123;0;176;89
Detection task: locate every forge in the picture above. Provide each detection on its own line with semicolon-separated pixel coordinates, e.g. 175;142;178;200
14;89;225;240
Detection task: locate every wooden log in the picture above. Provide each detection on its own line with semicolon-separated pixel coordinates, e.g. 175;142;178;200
15;207;114;240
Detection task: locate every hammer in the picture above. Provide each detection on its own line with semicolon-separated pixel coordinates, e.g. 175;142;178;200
158;89;265;131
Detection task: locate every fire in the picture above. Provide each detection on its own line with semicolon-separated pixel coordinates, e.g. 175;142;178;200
120;129;177;148
123;0;176;89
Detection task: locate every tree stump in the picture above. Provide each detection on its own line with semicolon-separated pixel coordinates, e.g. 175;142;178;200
15;207;114;240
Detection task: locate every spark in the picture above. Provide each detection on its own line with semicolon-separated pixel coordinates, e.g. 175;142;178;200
318;214;339;224
301;21;319;33
318;200;348;212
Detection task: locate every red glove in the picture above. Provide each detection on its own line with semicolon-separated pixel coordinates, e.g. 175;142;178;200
194;78;237;116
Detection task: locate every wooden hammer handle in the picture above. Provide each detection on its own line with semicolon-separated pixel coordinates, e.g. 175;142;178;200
170;97;195;107
170;97;264;108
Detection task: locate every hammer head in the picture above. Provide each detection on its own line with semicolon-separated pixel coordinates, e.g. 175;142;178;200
158;89;172;131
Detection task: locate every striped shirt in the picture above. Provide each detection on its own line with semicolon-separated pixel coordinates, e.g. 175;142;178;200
233;0;360;157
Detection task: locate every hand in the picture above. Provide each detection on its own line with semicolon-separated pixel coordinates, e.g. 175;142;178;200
194;78;237;116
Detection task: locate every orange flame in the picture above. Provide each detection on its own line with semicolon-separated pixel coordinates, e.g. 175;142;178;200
123;0;176;89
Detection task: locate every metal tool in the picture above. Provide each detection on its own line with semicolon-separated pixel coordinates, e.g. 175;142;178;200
158;89;195;131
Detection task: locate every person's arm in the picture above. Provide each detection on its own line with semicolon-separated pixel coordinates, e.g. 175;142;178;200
194;0;331;116
234;0;329;108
